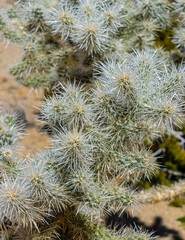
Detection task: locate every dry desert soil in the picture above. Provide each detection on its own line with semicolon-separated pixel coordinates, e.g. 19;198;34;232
0;1;185;240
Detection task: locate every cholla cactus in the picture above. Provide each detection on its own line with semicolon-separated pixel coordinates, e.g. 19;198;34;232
0;0;185;239
1;0;182;88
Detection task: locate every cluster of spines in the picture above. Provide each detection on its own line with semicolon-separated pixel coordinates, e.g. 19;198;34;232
0;108;155;239
38;48;185;237
0;0;185;239
0;111;70;238
0;0;184;88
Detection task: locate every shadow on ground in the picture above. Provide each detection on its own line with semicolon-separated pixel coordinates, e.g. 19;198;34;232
107;212;183;240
